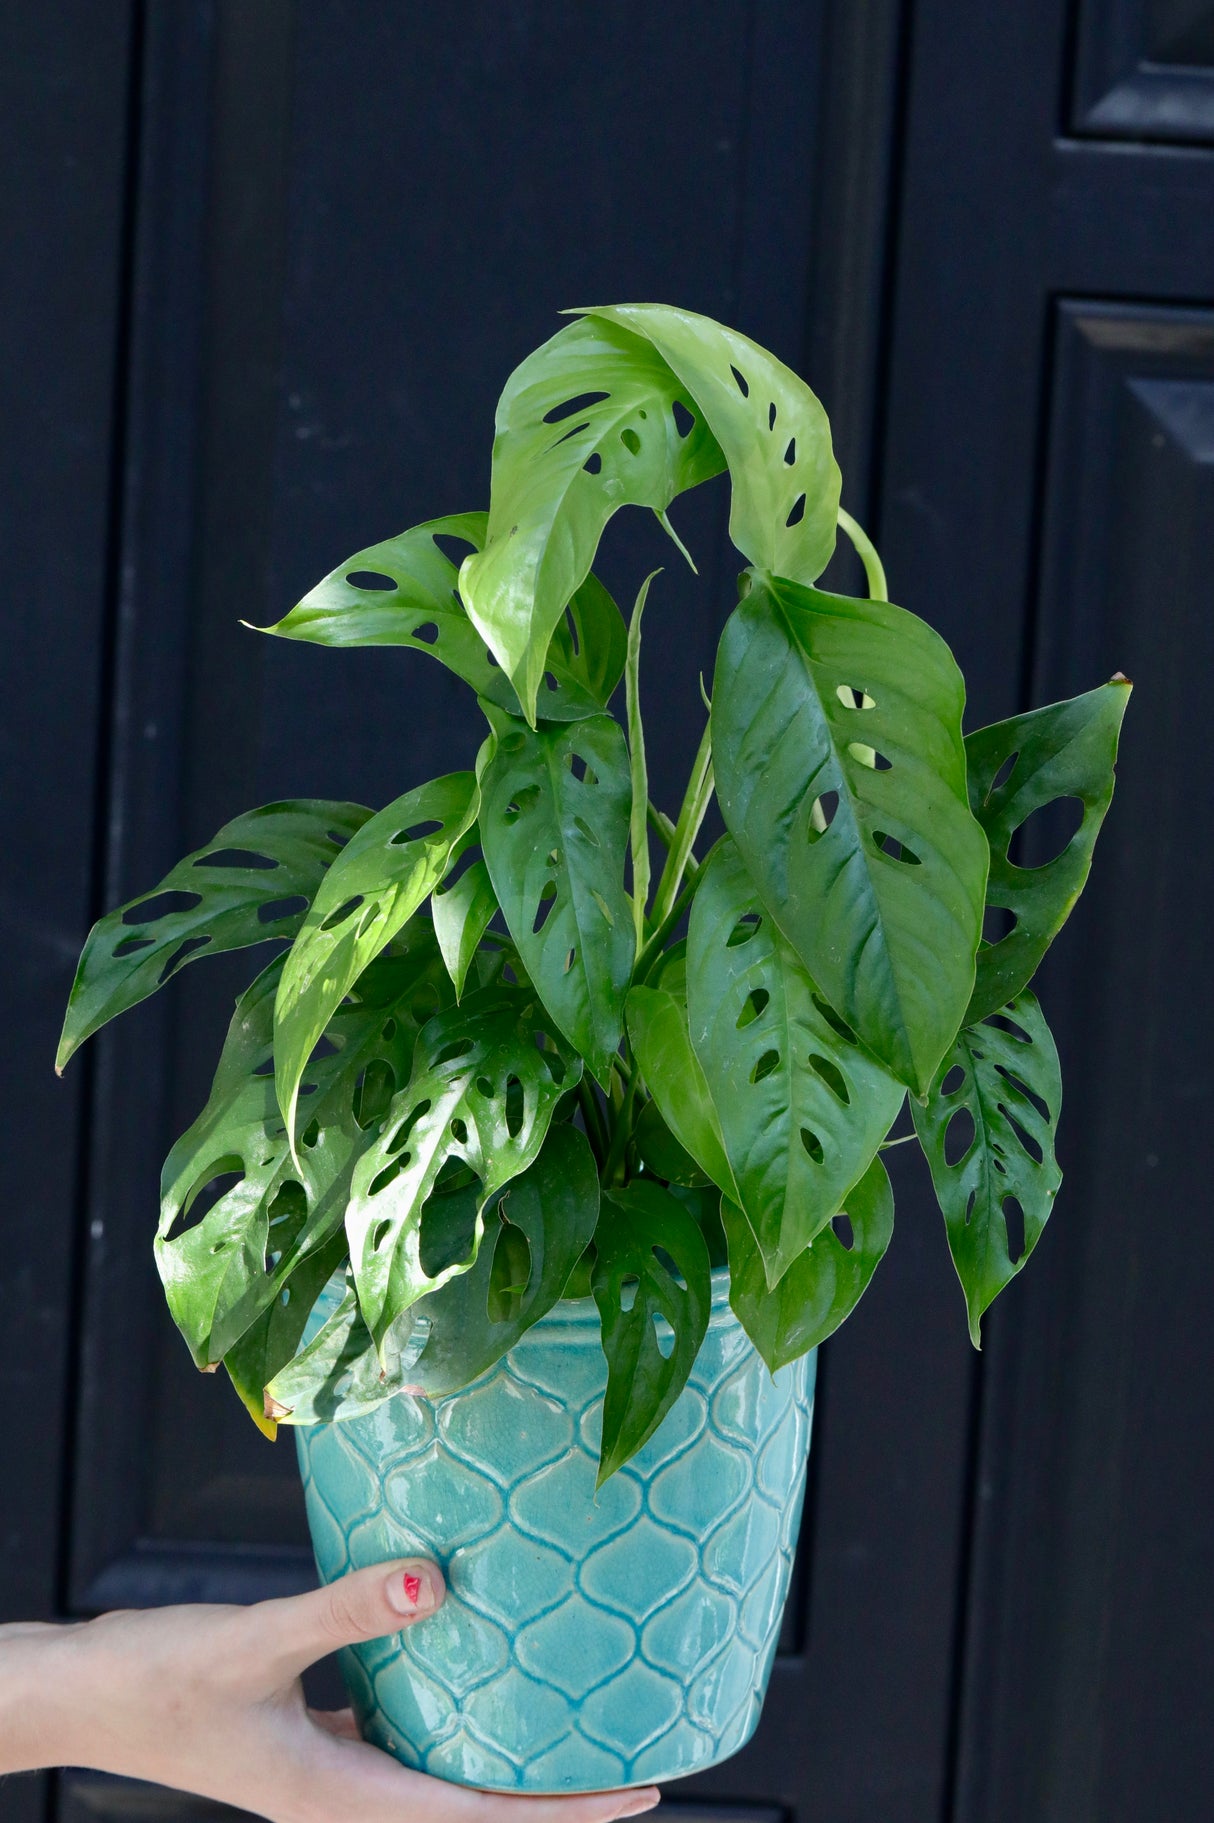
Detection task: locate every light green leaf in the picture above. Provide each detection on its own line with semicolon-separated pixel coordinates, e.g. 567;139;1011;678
548;567;629;707
625;983;738;1199
459;314;725;721
344;984;579;1347
262;1272;428;1427
964;678;1131;1024
274;773;478;1145
712;571;989;1094
686;841;904;1284
911;991;1062;1345
432;847;498;999
721;1153;894;1372
580;303;840;584
57;801;371;1072
592;1180;712;1484
478;710;634;1086
625;570;661;953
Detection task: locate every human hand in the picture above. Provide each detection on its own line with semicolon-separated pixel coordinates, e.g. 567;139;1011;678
0;1559;659;1822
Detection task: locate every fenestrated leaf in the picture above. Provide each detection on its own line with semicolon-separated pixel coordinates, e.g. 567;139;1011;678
156;931;451;1368
721;1153;894;1372
408;1122;600;1394
274;773;478;1145
964;678;1131;1025
911;991;1062;1346
261;1271;428;1427
223;1227;349;1437
581;303;840;585
431;847;498;999
56;800;371;1071
478;709;634;1086
553;567;629;707
344;983;579;1348
686;841;904;1284
260;511;611;723
712;571;989;1095
591;1180;712;1484
625;983;738;1199
459;313;725;721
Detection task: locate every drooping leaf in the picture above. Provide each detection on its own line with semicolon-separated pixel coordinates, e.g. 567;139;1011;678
712;571;989;1094
56;800;371;1071
344;984;579;1348
552;567;629;706
478;709;634;1086
260;511;611;723
911;991;1062;1346
721;1153;895;1372
274;773;478;1144
686;841;904;1284
223;1227;349;1437
581;303;840;584
591;1180;712;1484
964;678;1131;1024
261;1271;428;1427
459;314;725;720
625;983;738;1199
409;1122;600;1395
431;846;498;999
157;933;450;1367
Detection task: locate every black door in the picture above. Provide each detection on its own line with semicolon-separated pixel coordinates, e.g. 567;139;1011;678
3;5;1210;1820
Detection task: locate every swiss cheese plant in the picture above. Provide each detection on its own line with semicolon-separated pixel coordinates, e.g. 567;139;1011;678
58;305;1129;1480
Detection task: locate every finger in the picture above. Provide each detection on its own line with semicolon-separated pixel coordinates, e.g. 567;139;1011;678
482;1790;662;1821
250;1558;445;1678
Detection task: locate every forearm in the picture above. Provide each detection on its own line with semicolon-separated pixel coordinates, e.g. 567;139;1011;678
0;1622;86;1775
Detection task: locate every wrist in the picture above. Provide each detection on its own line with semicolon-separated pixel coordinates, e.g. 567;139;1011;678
0;1622;90;1774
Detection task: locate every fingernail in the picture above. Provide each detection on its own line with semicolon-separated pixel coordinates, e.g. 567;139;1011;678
386;1563;439;1616
618;1790;661;1817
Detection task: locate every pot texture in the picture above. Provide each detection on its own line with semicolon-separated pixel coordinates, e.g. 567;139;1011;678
295;1268;815;1792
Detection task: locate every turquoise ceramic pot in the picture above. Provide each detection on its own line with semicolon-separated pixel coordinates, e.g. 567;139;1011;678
295;1268;815;1793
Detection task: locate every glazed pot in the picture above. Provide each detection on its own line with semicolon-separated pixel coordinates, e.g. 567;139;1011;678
295;1267;816;1793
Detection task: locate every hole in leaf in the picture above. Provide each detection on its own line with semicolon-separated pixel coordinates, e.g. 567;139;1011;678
476;1075;494;1097
564;606;581;656
500;731;526;755
620;1274;640;1313
163;1161;244;1244
812;993;857;1044
801;1127;825;1164
751;1048;780;1084
730;364;750;398
809;1054;850;1103
392;819;443;845
737;987;770;1029
983;1012;1031;1044
874;831;921;865
620;427;641;455
983;904;1018;944
386;1099;431;1155
543;672;560;693
300;1117;320;1149
563;947;576;974
504;1076;525;1138
433;532;478;567
450;1116;468;1145
653;1315;675;1359
672;399;696;438
807;791;838;842
433;1039;473;1068
831;1211;854;1249
1001;1105;1043;1164
533;880;558;934
568;751;593;783
321;895;364;931
786;493;807;527
583;452;603;475
572;814;599;847
1003;1195;1026;1263
354;1059;396;1129
727;912;762;947
122;889;203;925
258;894;307;925
989;750;1019;795
194;849;278;872
783;437;796;466
267;1180;306;1227
411;621;439;645
504;785;541;822
544;1051;566;1085
941;1063;967;1096
653;1245;686;1287
964;1189;977;1224
158;934;211;982
327;829;353;847
543;390;610;425
768;401;778;430
995;1064;1048;1121
113;935;154;957
944;1107;976;1167
836;684;876;710
1010;797;1085;868
848;743;892;771
346;570;395;591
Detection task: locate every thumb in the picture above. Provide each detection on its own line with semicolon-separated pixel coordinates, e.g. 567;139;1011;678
255;1558;445;1677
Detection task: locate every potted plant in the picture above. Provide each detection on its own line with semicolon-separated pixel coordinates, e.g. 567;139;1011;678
58;303;1129;1794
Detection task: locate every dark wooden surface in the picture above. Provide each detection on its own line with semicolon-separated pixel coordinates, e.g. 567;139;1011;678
2;2;1210;1819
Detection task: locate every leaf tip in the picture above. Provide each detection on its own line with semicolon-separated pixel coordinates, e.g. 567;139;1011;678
264;1393;292;1421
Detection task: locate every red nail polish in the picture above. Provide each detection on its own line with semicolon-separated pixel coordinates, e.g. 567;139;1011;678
403;1573;422;1605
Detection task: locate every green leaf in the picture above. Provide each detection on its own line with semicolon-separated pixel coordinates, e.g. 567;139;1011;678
431;847;498;999
721;1153;894;1372
223;1228;349;1437
964;678;1131;1024
582;304;840;585
409;1123;600;1394
625;983;738;1199
261;1271;428;1427
911;991;1062;1345
459;314;725;721
548;568;629;707
57;800;371;1071
712;571;989;1094
685;841;904;1283
260;511;611;723
625;570;660;953
478;710;634;1086
633;1099;709;1188
344;983;579;1347
591;1180;712;1484
274;773;478;1144
157;934;449;1367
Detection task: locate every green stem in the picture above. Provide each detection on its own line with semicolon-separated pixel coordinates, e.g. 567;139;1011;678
602;1074;640;1185
647;801;677;851
634;837;719;983
577;1078;609;1164
837;507;888;602
653;719;714;924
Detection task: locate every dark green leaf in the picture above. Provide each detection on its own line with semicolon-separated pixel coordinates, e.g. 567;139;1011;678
712;571;989;1094
591;1181;712;1484
478;710;634;1086
57;800;371;1072
964;678;1131;1024
911;991;1062;1345
223;1227;349;1436
634;1098;709;1187
625;983;737;1198
432;847;498;999
459;314;725;720
345;984;579;1347
581;304;840;585
274;773;478;1143
686;841;904;1283
721;1154;894;1372
409;1123;600;1394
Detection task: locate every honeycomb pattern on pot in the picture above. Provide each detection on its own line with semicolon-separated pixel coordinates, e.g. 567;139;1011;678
296;1284;815;1793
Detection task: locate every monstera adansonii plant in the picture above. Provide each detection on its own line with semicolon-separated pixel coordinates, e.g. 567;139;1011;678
58;304;1129;1484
